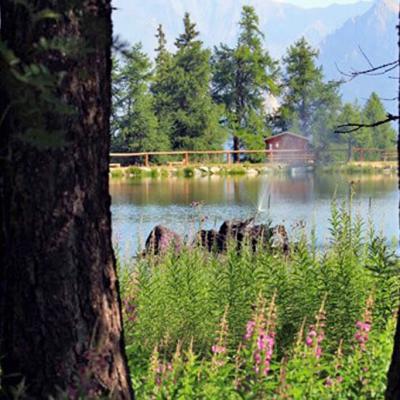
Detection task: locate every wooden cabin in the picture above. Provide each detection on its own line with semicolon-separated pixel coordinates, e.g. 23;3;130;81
265;131;312;164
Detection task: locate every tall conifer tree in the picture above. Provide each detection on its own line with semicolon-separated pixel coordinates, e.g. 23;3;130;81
363;92;396;150
279;37;341;146
112;43;169;152
167;13;226;150
151;24;174;146
212;6;278;161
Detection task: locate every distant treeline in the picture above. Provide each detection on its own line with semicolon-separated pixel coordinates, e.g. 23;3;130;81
111;6;395;162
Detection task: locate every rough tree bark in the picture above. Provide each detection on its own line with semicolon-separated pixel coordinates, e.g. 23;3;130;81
385;9;400;400
0;1;133;398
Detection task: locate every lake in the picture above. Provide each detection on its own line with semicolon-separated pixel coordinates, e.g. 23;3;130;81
110;171;399;256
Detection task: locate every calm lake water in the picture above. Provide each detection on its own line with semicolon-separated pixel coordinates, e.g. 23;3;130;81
110;171;399;256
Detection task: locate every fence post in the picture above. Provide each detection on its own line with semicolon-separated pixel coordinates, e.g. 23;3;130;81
144;153;149;167
184;152;189;166
227;152;232;165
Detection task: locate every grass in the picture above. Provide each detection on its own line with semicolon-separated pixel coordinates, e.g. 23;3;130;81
318;161;397;175
219;165;247;175
118;201;400;398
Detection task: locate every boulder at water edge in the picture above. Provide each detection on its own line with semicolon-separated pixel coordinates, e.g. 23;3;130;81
144;225;182;255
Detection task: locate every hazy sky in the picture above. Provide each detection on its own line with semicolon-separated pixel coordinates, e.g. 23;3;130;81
278;0;372;7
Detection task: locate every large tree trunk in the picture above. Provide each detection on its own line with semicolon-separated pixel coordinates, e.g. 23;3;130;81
0;2;133;398
385;10;400;400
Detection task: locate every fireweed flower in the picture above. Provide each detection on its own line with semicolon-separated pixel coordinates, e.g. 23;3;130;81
211;345;226;354
123;298;136;323
244;320;256;341
305;298;326;359
245;294;277;377
211;308;229;368
354;295;374;351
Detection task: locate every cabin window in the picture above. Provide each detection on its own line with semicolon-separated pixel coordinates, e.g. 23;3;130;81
275;143;279;149
269;143;273;149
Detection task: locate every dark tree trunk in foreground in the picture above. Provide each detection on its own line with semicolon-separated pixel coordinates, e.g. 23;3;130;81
0;1;133;398
386;10;400;400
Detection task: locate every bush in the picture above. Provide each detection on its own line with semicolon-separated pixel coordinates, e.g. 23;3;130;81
127;166;144;177
183;166;195;178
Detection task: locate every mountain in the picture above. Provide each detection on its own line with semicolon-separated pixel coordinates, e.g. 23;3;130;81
319;0;398;110
113;0;371;58
112;0;397;107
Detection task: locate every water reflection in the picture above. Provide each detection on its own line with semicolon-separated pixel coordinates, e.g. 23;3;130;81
110;172;398;255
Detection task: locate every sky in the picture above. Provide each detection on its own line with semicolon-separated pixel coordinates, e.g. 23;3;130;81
278;0;372;7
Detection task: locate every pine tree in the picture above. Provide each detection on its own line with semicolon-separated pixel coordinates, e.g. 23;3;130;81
166;13;226;150
279;37;341;145
212;6;278;161
175;12;200;49
363;92;396;150
151;24;174;148
337;102;367;161
155;24;168;65
112;43;169;153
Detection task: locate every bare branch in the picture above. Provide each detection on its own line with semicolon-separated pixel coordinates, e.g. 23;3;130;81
336;60;399;81
335;113;399;134
358;45;374;69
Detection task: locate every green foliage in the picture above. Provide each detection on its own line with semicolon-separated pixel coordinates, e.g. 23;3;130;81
212;6;278;151
337;102;367;161
121;203;399;399
183;167;195;178
151;24;175;148
151;14;227;152
111;44;170;153
170;14;227;150
278;37;341;152
363;92;396;150
0;4;76;149
109;13;395;161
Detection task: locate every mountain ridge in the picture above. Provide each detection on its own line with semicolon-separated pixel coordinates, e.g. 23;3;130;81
113;0;372;57
319;0;398;109
112;0;397;106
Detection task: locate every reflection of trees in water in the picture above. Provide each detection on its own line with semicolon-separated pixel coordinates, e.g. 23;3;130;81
264;174;315;204
314;173;397;199
109;173;397;207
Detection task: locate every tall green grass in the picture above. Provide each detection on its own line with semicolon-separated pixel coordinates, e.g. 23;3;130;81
119;202;399;398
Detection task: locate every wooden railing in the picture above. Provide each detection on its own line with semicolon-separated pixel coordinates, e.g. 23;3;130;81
352;148;397;162
110;148;396;167
110;149;315;167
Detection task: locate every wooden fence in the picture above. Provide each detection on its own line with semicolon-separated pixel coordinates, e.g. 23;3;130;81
351;148;397;162
110;148;396;167
110;149;315;167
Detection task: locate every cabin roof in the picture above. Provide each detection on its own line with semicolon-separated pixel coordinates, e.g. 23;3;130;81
265;131;309;142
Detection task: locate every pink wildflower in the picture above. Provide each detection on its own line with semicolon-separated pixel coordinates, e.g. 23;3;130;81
211;345;226;354
325;377;333;387
253;332;275;375
354;296;374;351
244;320;256;340
304;300;326;359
